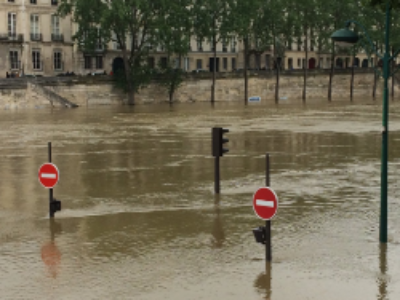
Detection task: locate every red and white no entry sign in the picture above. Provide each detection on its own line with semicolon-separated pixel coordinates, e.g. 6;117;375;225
38;163;59;189
252;187;279;220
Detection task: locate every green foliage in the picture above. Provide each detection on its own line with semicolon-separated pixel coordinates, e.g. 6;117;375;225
157;60;185;102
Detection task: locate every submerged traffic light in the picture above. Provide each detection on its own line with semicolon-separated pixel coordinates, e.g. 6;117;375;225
50;199;61;216
212;127;229;157
252;226;266;244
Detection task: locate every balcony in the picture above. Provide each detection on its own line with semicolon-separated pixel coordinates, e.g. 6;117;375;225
30;33;42;41
0;33;24;42
51;34;64;42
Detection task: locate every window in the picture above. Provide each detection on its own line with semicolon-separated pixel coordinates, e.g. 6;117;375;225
288;58;293;70
160;57;167;68
8;13;16;37
197;38;203;51
147;57;155;68
51;0;58;5
112;33;121;50
184;57;189;71
51;15;60;35
30;14;40;41
265;55;270;69
32;49;41;70
84;56;92;69
255;55;260;69
96;28;103;50
223;57;228;70
9;51;18;69
96;56;103;69
230;38;237;52
196;59;202;69
222;40;227;52
8;0;15;2
54;51;62;70
231;58;236;70
30;0;37;4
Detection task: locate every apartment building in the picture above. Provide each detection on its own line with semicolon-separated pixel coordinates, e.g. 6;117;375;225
0;1;376;78
0;0;74;77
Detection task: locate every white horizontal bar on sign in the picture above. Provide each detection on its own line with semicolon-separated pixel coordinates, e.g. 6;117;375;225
41;173;56;179
256;200;274;208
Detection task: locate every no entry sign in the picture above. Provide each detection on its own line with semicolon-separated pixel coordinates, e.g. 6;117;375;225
38;163;59;189
252;187;278;220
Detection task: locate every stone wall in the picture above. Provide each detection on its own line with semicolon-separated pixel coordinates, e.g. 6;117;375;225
0;70;395;109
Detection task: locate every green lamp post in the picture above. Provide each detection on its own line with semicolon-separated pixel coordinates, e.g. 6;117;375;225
331;2;395;243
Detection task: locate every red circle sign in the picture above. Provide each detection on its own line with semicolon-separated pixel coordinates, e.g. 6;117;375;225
252;187;279;220
38;163;59;189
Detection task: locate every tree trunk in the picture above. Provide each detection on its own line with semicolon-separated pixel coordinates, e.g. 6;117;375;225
211;35;217;103
122;47;134;105
391;47;395;99
328;47;335;101
392;72;395;100
302;28;308;102
244;37;248;104
350;54;354;101
273;36;279;103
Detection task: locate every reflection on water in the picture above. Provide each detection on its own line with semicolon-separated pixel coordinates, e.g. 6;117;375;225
254;262;272;300
211;195;225;248
41;219;62;278
1;100;400;299
378;243;388;300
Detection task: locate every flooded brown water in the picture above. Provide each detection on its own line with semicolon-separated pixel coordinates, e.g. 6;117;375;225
1;98;400;299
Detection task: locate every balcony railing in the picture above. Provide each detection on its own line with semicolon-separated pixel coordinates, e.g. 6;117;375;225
0;33;24;42
30;33;42;41
51;34;64;42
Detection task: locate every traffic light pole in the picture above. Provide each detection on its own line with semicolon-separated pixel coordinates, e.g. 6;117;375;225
47;142;61;218
212;127;229;194
48;142;54;218
265;153;272;262
214;155;220;194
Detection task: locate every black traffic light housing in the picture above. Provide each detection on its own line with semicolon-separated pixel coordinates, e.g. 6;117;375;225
252;226;266;244
212;127;229;157
50;199;61;216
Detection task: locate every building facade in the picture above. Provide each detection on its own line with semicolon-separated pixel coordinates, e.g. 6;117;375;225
0;0;74;77
0;1;378;78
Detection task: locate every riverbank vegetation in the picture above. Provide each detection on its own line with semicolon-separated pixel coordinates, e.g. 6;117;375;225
58;0;400;104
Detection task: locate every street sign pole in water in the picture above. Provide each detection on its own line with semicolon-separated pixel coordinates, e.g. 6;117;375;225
39;142;61;218
252;154;278;262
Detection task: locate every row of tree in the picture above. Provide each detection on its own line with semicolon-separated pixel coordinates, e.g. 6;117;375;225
59;0;400;104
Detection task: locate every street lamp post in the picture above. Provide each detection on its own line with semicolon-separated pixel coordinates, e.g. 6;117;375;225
331;1;394;243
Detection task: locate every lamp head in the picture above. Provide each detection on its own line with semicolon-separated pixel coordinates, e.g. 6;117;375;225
331;27;359;46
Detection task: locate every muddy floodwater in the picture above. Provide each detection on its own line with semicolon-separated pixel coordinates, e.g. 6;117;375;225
2;98;400;300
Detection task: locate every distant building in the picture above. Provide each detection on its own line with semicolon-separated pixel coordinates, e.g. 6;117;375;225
0;1;378;78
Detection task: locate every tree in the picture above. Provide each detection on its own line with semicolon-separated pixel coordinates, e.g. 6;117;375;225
230;0;265;103
247;0;286;103
59;0;166;105
156;0;192;102
193;0;233;103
